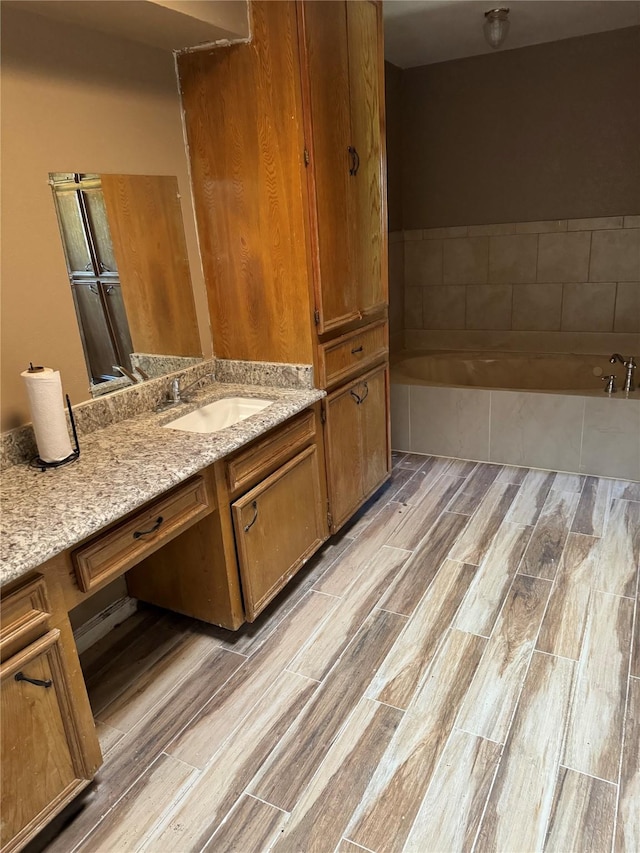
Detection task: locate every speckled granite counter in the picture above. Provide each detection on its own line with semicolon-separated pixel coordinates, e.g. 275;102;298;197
1;382;324;586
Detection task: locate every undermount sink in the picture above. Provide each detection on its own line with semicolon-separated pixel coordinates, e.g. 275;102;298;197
162;397;272;434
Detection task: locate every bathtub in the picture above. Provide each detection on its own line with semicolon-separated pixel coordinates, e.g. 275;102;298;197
390;350;640;481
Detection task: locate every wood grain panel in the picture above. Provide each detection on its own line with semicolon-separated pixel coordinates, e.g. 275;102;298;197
543;767;616;853
345;630;486;853
249;608;406;811
272;699;402;852
393;454;456;504
506;469;556;525
403;730;501;853
562;590;633;782
178;2;314;363
536;532;600;660
571;475;612;535
448;462;503;515
519;489;580;580
369;559;476;709
456;574;552;743
102;174;201;357
593;498;640;598
359;364;390;500
449;482;521;566
201;795;287;853
615;677;640;852
385;473;465;551
475;652;575;853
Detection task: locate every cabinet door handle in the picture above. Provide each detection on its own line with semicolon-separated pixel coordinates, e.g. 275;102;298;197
359;381;369;404
351;345;363;354
133;516;164;539
15;672;52;689
350;389;362;405
348;146;357;176
244;500;258;532
352;146;360;176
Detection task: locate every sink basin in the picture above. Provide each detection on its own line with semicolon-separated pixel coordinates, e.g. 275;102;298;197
162;397;272;434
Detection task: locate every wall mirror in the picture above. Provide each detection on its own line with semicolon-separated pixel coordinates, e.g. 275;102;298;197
49;172;203;396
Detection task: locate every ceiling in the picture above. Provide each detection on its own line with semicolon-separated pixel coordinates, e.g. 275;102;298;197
383;0;640;68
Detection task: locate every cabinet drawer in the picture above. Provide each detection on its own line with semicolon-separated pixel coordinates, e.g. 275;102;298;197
318;320;387;389
232;445;326;621
72;476;212;593
0;575;52;663
226;409;316;498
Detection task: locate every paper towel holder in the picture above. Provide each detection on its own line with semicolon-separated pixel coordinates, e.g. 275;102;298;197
30;393;80;471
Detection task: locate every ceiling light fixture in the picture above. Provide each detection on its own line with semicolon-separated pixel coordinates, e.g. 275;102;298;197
483;7;510;49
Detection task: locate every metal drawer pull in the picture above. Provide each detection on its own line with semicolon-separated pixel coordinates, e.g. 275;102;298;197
350;389;362;404
351;345;364;354
133;516;164;539
15;672;52;689
360;381;369;403
244;500;258;532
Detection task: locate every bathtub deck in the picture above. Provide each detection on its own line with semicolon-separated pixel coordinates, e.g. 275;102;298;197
41;454;639;853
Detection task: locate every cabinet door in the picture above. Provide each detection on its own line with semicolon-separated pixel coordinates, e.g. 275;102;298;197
1;630;93;852
358;364;390;498
232;446;325;621
346;1;387;317
324;376;365;530
298;1;359;333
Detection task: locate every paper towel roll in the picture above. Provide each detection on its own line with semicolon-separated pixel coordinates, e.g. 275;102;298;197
21;367;73;463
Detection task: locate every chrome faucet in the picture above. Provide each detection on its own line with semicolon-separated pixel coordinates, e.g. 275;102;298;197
610;354;636;393
169;372;215;403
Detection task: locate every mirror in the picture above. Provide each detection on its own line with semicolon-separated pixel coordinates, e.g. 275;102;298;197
49;172;203;396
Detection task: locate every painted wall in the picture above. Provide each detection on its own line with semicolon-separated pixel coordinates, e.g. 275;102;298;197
1;4;212;430
400;27;640;229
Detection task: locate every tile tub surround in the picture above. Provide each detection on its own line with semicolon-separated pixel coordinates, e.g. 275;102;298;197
399;216;640;349
0;380;324;585
391;383;640;481
0;359;315;469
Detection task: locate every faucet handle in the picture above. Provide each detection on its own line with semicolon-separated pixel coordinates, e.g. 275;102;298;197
601;374;617;393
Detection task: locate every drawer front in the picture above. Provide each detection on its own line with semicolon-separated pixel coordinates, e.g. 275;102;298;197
226;409;316;498
0;575;51;662
318;319;388;389
72;476;212;593
232;445;326;621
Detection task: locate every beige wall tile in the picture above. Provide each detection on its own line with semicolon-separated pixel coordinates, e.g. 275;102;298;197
466;285;512;330
624;215;640;228
614;282;640;333
538;232;591;282
443;237;489;284
422;285;466;330
388;242;405;337
389;231;404;244
568;216;623;231
512;284;562;331
590;228;640;282
489;234;538;284
490;391;583;471
409;385;490;460
581;398;640;481
468;223;516;237
405;239;443;288
424;225;468;239
516;220;567;234
404;286;423;329
390;384;410;451
561;282;616;332
403;229;424;241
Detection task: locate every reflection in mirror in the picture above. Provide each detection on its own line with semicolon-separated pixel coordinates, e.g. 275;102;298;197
49;172;203;397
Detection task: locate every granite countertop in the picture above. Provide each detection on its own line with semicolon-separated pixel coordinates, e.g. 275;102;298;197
1;381;324;586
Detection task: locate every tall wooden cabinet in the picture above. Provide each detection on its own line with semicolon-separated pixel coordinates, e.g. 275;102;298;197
178;0;390;532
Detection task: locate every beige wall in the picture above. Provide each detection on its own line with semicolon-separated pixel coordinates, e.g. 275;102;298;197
1;4;212;431
400;27;640;229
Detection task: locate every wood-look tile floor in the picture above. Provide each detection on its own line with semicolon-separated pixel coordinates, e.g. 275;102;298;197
40;454;640;853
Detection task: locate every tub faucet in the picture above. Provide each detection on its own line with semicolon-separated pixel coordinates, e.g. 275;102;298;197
609;354;636;393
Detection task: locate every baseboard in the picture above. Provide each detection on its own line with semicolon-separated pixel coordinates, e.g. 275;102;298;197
73;596;139;654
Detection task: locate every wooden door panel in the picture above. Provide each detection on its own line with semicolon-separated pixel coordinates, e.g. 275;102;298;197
359;365;390;498
299;1;358;332
1;631;92;851
232;446;325;621
347;1;386;317
324;379;364;529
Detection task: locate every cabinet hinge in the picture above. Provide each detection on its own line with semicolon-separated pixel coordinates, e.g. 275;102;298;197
313;309;320;325
304;147;310;167
327;510;333;529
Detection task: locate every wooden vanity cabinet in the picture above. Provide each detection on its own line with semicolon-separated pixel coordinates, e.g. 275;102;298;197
178;0;390;532
1;577;101;853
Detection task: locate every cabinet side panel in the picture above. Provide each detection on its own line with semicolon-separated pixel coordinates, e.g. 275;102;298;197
178;2;314;364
